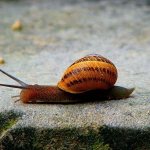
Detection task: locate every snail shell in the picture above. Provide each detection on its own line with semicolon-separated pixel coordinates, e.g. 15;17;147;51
58;54;118;93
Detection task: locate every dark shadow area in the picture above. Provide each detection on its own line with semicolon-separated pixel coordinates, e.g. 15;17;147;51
1;125;150;150
101;126;150;150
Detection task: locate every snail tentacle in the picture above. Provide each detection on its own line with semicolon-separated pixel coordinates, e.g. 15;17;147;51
0;69;28;87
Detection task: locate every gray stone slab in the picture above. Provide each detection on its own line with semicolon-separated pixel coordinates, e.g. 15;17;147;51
0;0;150;149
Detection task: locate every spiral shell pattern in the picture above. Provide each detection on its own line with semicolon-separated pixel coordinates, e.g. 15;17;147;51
58;54;118;94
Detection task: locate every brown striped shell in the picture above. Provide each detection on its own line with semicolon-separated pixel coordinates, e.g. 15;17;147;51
57;54;118;94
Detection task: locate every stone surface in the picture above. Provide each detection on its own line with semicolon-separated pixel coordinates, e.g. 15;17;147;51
0;0;150;149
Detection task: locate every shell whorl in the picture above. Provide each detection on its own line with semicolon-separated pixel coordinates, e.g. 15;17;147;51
58;54;118;93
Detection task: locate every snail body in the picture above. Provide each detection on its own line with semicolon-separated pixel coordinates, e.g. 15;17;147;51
0;54;134;103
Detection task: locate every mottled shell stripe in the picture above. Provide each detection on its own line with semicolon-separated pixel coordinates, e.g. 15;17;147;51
58;55;117;93
70;54;115;67
61;65;117;81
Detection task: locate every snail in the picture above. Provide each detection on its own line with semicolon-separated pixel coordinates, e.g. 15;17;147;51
0;54;134;103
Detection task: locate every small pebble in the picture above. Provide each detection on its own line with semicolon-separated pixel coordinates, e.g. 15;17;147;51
11;20;23;31
0;57;5;64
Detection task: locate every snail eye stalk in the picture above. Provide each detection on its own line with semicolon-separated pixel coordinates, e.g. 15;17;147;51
0;83;26;89
0;69;28;89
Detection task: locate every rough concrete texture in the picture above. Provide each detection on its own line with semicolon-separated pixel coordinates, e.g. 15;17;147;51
0;0;150;149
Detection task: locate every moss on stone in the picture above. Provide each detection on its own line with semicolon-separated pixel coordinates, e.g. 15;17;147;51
92;140;110;150
0;119;17;133
0;127;110;150
1;124;150;149
0;111;21;136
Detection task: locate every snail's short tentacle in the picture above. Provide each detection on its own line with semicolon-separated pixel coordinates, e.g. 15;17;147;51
11;95;20;98
14;99;21;103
